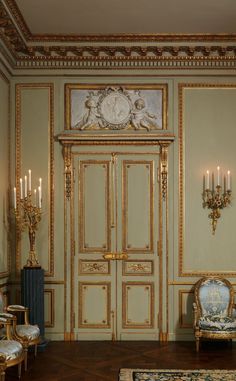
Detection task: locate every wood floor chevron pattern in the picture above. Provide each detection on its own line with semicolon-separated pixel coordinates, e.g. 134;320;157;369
5;341;236;381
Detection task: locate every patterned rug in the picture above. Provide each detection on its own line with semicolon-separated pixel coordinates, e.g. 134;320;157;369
119;369;236;381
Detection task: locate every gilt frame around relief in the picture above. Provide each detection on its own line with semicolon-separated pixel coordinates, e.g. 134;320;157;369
65;84;167;132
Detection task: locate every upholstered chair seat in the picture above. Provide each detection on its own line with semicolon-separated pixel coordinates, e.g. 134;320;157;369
193;277;236;351
199;315;236;331
16;325;40;341
0;340;23;361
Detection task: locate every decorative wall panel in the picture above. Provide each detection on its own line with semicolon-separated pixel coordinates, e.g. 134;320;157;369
15;84;54;275
178;290;194;329
44;289;55;328
179;84;236;276
122;161;154;253
79;260;110;275
79;282;111;328
123;260;154;276
122;282;154;328
79;160;111;253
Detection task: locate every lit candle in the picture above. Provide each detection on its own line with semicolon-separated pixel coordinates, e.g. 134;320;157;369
227;170;231;191
24;175;27;198
38;186;42;208
19;178;23;199
212;172;214;192
206;170;210;189
34;188;37;206
217;166;220;186
13;187;16;209
28;169;31;192
39;178;42;189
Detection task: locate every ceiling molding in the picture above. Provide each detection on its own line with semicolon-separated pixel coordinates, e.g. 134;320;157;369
1;0;236;70
4;0;236;43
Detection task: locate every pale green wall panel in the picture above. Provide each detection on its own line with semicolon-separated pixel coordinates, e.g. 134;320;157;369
183;87;236;274
19;86;53;273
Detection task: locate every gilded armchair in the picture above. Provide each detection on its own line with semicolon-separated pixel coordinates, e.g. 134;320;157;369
0;314;26;380
193;276;236;351
0;291;40;363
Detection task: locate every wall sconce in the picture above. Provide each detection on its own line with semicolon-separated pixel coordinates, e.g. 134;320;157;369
202;166;231;235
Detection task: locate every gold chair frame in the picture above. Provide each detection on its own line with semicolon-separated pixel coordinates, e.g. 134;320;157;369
193;276;236;352
7;305;40;356
0;314;27;381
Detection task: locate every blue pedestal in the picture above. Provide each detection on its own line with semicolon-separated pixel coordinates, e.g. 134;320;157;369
21;267;45;340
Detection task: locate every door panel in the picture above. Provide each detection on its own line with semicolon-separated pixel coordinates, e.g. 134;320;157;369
73;148;160;340
78;282;111;328
122;282;154;328
79;160;111;253
122;160;154;252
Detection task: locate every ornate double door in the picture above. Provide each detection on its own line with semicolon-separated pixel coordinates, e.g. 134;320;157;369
72;145;162;340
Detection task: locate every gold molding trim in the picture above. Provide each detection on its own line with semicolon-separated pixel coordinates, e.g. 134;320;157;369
44;288;55;328
63;144;72;200
160;144;168;201
15;83;54;276
178;83;236;277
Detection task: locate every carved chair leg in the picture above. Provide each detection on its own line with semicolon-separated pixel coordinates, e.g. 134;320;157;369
196;337;200;352
18;362;22;379
34;344;38;357
24;349;28;371
0;368;5;381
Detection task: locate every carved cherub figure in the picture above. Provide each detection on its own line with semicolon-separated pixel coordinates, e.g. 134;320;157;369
74;97;101;130
131;98;158;131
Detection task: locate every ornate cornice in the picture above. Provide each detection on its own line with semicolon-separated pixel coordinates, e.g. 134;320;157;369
4;1;236;43
1;0;236;70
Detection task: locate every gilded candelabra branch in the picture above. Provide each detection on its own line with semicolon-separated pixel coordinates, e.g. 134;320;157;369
203;167;232;235
14;171;42;267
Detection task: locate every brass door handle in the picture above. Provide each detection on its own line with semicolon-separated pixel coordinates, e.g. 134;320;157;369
103;252;128;260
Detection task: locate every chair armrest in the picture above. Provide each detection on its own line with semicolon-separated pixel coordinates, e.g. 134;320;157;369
7;305;30;325
0;313;28;345
7;305;28;312
0;312;15;320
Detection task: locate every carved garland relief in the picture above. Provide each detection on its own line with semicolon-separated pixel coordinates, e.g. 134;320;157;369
67;85;166;132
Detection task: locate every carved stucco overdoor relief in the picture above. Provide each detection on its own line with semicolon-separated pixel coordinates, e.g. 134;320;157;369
58;134;174;341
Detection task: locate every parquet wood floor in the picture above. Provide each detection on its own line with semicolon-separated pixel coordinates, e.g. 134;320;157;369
5;341;236;381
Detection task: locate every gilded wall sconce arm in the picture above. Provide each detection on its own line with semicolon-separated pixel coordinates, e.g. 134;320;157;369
203;168;232;234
